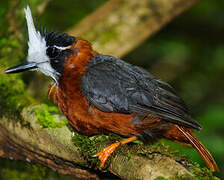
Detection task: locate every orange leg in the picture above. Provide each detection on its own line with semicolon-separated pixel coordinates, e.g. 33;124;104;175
96;136;137;169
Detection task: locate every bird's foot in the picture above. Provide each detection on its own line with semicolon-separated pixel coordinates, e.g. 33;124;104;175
96;142;120;169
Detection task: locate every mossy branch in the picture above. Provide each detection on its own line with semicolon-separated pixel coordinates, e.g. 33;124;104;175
0;105;218;180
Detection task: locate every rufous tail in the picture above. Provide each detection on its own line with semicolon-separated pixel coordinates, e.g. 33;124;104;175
176;126;219;172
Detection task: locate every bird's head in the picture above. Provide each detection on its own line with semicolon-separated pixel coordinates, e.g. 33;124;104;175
5;6;77;84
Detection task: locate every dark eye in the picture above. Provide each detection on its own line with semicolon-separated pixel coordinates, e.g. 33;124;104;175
46;47;60;58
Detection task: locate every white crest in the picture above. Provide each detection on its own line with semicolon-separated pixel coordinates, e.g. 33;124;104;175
24;6;59;83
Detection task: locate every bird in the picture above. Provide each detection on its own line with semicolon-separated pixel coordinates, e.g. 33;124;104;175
5;6;219;171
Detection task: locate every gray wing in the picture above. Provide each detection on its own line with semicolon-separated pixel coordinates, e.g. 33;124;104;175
81;54;202;130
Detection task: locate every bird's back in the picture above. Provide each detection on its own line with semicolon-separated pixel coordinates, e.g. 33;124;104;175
82;54;202;132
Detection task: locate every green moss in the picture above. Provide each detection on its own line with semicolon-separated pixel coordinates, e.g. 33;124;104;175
151;140;220;179
116;139;220;179
35;104;68;128
72;133;188;170
189;163;220;180
0;34;25;68
72;133;109;168
0;75;33;119
154;160;220;180
0;0;48;117
0;3;33;119
155;176;187;180
72;132;220;178
128;140;181;160
155;177;169;180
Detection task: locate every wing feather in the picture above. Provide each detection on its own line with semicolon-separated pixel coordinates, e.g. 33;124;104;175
81;54;202;130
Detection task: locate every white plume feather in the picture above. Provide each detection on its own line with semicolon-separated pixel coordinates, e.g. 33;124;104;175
24;6;47;59
24;6;58;83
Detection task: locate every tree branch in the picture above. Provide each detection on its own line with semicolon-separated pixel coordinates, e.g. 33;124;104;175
67;0;201;57
0;106;194;179
0;119;98;179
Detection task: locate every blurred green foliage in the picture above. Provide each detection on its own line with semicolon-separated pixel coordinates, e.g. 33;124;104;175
0;0;224;179
0;159;79;180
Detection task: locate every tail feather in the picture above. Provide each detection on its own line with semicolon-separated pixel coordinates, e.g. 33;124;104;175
177;126;219;172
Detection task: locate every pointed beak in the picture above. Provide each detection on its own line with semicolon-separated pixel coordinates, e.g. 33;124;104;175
5;62;38;74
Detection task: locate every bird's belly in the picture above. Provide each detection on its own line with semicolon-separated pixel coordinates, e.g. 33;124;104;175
67;105;139;137
54;84;167;138
55;87;139;136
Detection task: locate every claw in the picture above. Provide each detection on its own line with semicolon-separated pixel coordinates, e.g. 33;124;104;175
96;142;120;169
95;136;137;169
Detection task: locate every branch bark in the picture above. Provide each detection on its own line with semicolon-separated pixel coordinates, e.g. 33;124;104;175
0;106;193;180
67;0;201;57
0;113;97;179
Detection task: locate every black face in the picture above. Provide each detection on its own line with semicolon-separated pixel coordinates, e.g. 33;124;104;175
42;31;76;74
46;45;74;74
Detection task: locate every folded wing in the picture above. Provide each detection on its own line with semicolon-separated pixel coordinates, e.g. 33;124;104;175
81;54;202;130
